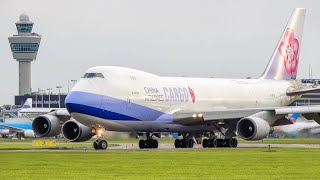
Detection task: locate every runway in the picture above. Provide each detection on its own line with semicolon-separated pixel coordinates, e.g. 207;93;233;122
1;143;320;152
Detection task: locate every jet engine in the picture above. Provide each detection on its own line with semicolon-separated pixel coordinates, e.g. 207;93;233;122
62;120;94;142
23;130;35;138
32;114;61;137
236;117;272;140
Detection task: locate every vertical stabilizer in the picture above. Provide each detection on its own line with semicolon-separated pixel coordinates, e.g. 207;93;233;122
261;8;306;80
22;98;32;109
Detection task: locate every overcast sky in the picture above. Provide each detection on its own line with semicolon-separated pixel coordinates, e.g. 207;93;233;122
0;0;319;105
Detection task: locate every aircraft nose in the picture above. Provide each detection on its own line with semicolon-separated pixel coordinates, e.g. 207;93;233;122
65;91;101;114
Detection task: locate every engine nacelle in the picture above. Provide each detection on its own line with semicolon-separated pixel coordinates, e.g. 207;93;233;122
0;129;10;136
62;120;94;142
237;117;272;140
32;115;61;137
23;130;35;138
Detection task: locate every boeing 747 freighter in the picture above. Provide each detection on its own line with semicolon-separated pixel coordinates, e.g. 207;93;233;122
32;8;320;150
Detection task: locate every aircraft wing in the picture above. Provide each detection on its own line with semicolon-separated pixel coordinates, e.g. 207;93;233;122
19;108;65;114
0;124;24;133
55;109;70;116
45;109;71;123
172;106;320;126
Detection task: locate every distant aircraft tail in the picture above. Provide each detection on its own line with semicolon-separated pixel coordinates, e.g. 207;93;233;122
288;113;300;123
22;98;32;109
261;8;306;80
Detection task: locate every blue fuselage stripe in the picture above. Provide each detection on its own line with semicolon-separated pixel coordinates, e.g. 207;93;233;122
65;91;173;121
66;103;139;121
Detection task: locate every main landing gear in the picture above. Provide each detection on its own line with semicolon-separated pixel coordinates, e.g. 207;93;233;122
202;138;237;148
139;132;159;149
174;134;195;148
174;138;194;148
139;139;158;149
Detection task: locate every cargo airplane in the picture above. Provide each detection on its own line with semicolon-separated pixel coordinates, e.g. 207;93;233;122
0;99;35;138
32;8;320;149
274;113;320;137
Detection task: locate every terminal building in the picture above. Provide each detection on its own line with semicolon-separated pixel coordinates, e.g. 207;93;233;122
15;93;67;108
290;79;320;106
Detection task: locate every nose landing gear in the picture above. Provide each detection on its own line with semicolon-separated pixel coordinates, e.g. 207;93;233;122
93;139;108;150
92;126;108;150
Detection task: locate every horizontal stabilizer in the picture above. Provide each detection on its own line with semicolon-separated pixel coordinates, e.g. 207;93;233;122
286;86;320;96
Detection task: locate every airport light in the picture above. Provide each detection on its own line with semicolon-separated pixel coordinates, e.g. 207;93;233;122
35;88;40;108
56;86;62;108
40;89;45;108
68;80;77;93
47;88;52;108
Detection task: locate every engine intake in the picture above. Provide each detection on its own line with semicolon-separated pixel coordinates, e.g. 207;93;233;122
237;117;271;140
32;115;61;137
62;120;94;142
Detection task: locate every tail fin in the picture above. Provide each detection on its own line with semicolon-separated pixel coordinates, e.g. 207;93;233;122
288;113;300;124
22;98;32;109
261;8;306;80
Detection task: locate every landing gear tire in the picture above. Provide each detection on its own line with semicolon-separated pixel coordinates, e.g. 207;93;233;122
175;139;193;148
202;139;208;148
93;140;99;150
216;139;224;147
99;140;108;149
139;140;146;149
211;139;217;148
139;139;158;149
232;138;238;148
93;139;108;150
175;139;181;148
225;138;234;147
202;138;237;148
181;140;187;148
152;139;158;148
188;139;194;148
202;139;217;148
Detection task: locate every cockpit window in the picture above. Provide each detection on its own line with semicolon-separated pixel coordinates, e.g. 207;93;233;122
82;73;104;78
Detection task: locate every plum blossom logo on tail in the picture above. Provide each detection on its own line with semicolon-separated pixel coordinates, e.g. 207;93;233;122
278;28;300;75
188;86;195;103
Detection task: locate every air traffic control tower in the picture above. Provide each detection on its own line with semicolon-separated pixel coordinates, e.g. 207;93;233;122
8;13;41;95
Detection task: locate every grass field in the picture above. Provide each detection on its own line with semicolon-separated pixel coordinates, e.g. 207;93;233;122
0;148;320;179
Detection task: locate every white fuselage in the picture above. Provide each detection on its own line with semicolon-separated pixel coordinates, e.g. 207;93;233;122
66;66;301;132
